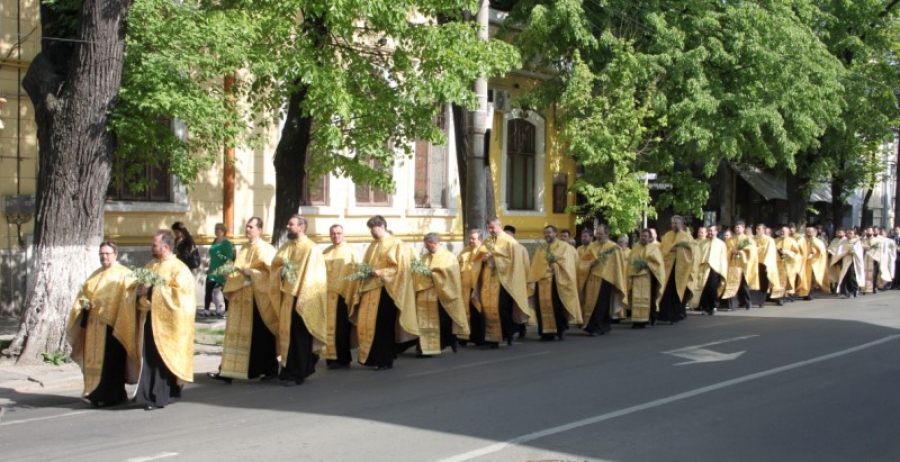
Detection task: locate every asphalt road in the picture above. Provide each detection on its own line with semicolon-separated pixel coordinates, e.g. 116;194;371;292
2;292;899;462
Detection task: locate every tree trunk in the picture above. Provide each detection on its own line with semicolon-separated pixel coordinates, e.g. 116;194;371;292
452;103;468;228
5;0;133;363
830;173;846;228
271;87;312;245
785;171;810;226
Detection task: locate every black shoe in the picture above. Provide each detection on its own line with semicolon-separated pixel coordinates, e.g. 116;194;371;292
450;342;458;353
518;325;527;338
777;299;785;306
506;336;514;346
804;295;813;301
326;362;349;370
374;364;393;371
207;372;233;384
416;352;433;358
143;405;162;411
282;380;301;387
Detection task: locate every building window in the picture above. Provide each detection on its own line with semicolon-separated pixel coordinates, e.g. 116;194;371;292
107;160;172;202
301;156;328;206
414;111;448;208
506;118;536;210
355;158;391;206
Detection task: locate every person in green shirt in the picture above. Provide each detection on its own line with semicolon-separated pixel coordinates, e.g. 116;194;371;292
204;223;235;317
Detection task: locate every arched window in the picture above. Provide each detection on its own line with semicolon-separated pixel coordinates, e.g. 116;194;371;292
501;110;545;214
506;118;536;210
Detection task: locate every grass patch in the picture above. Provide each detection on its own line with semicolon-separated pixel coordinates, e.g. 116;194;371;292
196;327;226;336
42;350;69;365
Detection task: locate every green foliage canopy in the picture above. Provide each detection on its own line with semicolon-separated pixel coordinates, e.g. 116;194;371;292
111;0;520;194
507;0;854;233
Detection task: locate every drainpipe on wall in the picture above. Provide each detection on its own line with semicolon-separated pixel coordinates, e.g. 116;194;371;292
223;73;235;236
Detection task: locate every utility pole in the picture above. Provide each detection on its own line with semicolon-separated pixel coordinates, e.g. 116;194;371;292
465;0;489;232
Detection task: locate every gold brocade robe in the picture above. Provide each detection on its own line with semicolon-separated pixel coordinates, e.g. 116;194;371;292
835;237;866;287
627;243;665;322
863;236;896;292
575;245;595;299
270;236;328;366
414;248;470;354
660;230;696;302
66;263;135;396
689;238;728;308
775;236;802;294
323;242;359;360
458;246;482;311
827;238;844;286
457;246;482;341
578;240;628;324
476;233;534;342
219;239;276;380
123;255;196;383
803;237;829;295
351;234;419;363
527;241;583;332
794;236;811;296
755;235;785;299
723;236;759;298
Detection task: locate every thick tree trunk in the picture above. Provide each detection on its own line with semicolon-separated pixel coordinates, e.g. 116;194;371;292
6;0;133;363
452;104;469;228
271;87;312;245
830;173;846;227
786;171;810;226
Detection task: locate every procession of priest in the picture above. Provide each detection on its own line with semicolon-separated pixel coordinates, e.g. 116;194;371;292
65;215;900;410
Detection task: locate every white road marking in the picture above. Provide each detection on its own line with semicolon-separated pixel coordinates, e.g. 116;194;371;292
662;334;759;365
406;351;551;378
438;334;900;462
0;410;92;427
126;452;179;462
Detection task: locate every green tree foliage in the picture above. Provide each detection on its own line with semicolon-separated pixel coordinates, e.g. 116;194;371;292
798;1;900;220
111;0;520;199
506;0;852;233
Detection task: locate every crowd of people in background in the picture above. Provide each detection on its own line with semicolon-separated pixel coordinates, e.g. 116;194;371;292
64;214;899;411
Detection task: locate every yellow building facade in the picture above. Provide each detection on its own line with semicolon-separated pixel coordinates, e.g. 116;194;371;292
0;3;576;314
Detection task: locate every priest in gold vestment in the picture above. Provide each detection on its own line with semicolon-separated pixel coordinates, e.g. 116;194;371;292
350;215;418;370
799;226;829;299
826;228;846;293
776;225;803;302
723;221;758;310
476;218;534;347
127;231;196;411
658;216;695;323
752;224;785;307
269;215;328;386
691;226;728;314
578;225;628;336
458;229;484;346
411;234;469;355
628;229;665;327
209;217;278;383
323;224;359;369
527;226;582;341
67;241;134;407
835;228;865;298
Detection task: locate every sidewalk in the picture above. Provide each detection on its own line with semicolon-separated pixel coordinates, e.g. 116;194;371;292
0;315;226;398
